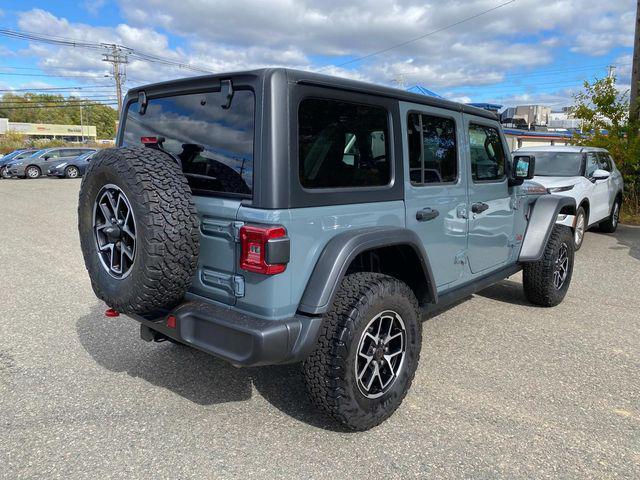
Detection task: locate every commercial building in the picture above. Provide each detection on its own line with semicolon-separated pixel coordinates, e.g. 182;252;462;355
501;105;551;127
0;118;96;142
503;128;573;151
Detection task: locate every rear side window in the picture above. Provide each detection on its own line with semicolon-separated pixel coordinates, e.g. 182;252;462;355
298;98;390;189
407;113;457;184
122;90;255;197
469;124;506;182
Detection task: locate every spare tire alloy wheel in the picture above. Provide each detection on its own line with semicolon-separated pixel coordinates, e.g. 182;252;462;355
93;184;136;279
26;166;40;179
66;166;79;178
78;146;200;316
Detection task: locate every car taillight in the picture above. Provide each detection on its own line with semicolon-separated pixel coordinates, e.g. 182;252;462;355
141;136;158;145
240;225;289;275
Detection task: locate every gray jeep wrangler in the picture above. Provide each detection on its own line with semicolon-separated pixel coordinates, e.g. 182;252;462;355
78;69;576;430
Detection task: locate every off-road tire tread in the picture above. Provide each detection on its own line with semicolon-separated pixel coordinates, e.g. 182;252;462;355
523;225;573;307
303;272;420;430
78;146;199;316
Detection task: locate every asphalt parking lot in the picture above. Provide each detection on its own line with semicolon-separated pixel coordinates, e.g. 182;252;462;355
1;178;639;479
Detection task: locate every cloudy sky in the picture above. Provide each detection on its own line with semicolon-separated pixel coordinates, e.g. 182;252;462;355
0;0;636;109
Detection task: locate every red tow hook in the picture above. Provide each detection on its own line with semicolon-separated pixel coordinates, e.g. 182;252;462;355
105;308;120;317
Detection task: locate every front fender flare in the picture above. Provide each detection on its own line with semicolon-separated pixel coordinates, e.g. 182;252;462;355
520;195;576;262
298;226;437;315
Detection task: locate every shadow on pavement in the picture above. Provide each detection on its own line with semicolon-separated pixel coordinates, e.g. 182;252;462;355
475;279;531;306
610;224;640;260
76;304;350;432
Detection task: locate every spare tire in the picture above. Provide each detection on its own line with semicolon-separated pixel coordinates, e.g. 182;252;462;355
78;146;200;316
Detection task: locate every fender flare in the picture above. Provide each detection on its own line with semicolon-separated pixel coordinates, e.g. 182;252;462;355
298;226;437;315
519;195;576;262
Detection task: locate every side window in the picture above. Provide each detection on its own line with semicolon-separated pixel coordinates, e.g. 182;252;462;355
585;153;599;177
598;152;612;172
48;150;62;158
299;98;390;189
468;124;506;182
407;113;457;185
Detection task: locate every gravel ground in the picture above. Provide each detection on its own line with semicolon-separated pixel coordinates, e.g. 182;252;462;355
1;178;638;479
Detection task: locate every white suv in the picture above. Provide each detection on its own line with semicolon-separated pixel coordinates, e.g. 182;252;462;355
516;146;624;250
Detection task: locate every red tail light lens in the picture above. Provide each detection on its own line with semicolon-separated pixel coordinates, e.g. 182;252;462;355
240;225;288;275
140;136;158;145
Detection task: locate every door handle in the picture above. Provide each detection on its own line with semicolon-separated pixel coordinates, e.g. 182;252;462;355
471;202;489;214
416;207;439;222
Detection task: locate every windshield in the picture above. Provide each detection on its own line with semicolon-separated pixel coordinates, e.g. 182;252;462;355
122;89;255;197
2;150;25;161
531;152;583;176
30;149;49;158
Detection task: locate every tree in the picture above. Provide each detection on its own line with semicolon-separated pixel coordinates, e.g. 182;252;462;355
573;77;640;220
0;93;118;139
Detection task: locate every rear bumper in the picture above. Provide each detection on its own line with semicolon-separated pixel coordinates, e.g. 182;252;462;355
130;300;323;367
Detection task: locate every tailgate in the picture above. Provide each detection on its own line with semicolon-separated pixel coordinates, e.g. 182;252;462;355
189;196;243;305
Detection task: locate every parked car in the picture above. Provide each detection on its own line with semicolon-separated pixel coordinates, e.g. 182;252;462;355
0;149;38;179
6;147;96;179
47;151;96;178
515;146;624;250
77;69;576;430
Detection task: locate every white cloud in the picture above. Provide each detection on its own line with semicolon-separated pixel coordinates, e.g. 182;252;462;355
9;1;637;98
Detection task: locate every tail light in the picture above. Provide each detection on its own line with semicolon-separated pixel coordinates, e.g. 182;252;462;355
240;225;290;275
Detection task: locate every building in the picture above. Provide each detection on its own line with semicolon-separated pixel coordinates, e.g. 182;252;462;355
0;118;97;142
406;85;444;98
548;111;582;130
503;128;573;151
501;105;551;127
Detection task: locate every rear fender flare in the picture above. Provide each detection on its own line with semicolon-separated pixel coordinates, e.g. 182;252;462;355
298;227;437;315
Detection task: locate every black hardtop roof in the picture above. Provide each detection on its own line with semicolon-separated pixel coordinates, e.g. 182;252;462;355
126;68;498;121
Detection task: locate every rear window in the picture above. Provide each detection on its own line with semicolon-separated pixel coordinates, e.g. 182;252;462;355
122;89;255;197
298;98;390;189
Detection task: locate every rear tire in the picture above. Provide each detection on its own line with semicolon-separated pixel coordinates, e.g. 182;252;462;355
523;225;574;307
65;165;80;178
78;147;200;316
303;273;422;430
598;199;620;233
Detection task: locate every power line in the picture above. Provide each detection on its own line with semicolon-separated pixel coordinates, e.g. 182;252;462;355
321;0;517;70
0;103;117;110
0;28;212;73
0;71;110;78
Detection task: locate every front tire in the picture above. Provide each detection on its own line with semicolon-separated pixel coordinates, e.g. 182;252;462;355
523;225;574;307
25;165;41;179
303;273;422;430
573;206;586;251
599;199;620;233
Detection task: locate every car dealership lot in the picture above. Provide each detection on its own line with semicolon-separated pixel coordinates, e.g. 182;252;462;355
1;179;638;479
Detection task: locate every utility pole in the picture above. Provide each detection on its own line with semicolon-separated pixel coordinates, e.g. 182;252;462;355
631;0;640;122
607;65;616;79
80;104;84;143
102;44;131;116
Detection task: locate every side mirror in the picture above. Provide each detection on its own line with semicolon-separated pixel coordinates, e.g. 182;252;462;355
592;169;610;181
510;155;535;186
42;154;50;160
